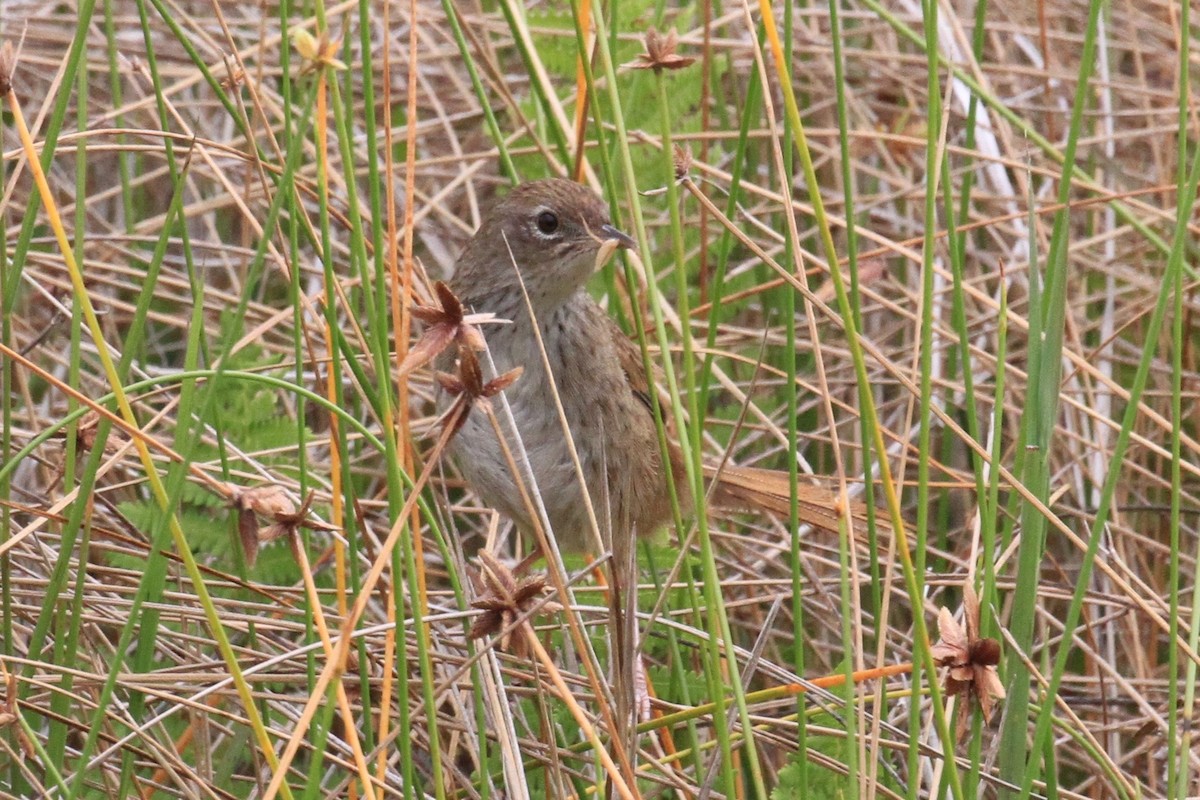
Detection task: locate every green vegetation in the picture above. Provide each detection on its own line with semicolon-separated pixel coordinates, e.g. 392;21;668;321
0;0;1195;797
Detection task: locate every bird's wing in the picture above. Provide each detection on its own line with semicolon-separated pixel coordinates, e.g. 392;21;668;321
603;312;661;420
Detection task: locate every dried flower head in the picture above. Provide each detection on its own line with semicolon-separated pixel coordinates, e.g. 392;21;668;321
398;281;501;378
0;40;15;97
292;27;348;75
220;65;246;91
673;144;693;182
74;410;101;452
0;674;15;728
0;673;32;757
625;28;695;72
930;582;1006;740
468;550;562;658
231;486;336;567
434;348;522;438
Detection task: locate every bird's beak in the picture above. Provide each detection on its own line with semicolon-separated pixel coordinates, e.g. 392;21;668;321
600;224;637;251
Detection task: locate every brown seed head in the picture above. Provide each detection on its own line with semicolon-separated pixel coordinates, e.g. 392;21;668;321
468;550;563;658
968;637;1001;667
0;41;16;97
626;28;695;71
930;582;1007;740
673;144;693;182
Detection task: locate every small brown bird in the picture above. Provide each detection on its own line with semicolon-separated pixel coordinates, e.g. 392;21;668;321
446;179;677;556
444;178;850;555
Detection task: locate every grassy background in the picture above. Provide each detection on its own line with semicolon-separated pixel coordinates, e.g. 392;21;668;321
0;0;1197;797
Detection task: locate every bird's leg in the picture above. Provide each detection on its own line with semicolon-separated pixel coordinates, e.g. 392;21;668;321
608;520;643;772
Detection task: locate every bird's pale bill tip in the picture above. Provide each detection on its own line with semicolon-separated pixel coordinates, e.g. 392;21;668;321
595;225;635;271
595;239;620;272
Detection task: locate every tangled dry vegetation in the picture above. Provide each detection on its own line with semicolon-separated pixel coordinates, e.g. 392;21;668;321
0;0;1196;798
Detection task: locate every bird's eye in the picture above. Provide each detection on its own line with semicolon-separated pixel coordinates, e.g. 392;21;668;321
535;210;559;235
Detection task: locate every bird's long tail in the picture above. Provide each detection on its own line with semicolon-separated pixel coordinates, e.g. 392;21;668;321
703;463;873;534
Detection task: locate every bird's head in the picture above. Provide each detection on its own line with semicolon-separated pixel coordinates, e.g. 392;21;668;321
453;178;635;311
